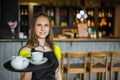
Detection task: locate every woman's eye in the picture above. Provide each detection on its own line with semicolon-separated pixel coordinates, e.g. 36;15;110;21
44;24;49;27
35;24;49;27
36;24;41;26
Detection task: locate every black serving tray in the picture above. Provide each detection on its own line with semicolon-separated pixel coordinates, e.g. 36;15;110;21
3;59;53;72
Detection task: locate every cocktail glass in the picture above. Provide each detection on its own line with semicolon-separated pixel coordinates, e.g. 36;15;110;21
7;21;17;39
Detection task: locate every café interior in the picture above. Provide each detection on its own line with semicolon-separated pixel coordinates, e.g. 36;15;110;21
0;0;120;80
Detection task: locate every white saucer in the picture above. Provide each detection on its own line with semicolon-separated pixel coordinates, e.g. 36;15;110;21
29;57;48;65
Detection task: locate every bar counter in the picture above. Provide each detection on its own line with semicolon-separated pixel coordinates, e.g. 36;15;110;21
0;37;120;80
54;37;120;41
0;37;120;42
54;37;120;52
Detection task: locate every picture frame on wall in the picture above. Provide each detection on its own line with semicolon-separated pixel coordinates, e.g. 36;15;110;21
77;23;88;38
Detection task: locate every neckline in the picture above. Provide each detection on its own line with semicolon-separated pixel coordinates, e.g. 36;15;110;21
39;45;46;50
31;48;53;53
39;42;48;51
33;49;53;53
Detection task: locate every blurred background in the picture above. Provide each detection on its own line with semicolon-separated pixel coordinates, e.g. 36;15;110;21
0;0;120;39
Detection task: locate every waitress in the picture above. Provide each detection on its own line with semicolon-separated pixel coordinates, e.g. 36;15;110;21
19;12;62;80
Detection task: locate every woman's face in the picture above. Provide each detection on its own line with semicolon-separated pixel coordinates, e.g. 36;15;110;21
35;16;50;39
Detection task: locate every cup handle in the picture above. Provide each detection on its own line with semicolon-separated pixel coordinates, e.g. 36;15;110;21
12;56;16;60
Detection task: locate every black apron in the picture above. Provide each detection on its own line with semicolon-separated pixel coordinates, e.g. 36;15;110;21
31;48;59;80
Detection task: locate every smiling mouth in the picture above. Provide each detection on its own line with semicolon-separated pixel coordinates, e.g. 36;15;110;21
40;32;46;34
40;32;46;35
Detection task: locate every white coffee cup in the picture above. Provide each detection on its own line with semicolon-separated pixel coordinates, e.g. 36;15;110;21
31;52;43;62
19;32;24;39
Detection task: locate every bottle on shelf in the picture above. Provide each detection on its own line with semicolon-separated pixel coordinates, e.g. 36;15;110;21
21;9;24;15
87;19;91;27
91;10;94;17
101;10;105;17
50;9;54;17
99;11;102;18
108;9;112;18
47;9;51;16
91;20;94;27
87;10;91;17
108;22;111;27
51;19;54;27
72;10;76;17
24;9;28;15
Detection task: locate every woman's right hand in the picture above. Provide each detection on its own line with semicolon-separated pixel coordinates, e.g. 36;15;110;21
20;72;32;80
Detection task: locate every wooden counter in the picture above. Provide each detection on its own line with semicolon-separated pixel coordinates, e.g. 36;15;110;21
0;37;120;42
54;37;120;52
54;37;120;41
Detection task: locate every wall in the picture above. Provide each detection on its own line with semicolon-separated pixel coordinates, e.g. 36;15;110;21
0;0;1;30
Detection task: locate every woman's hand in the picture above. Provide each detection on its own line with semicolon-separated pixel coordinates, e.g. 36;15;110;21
20;72;32;80
55;60;62;80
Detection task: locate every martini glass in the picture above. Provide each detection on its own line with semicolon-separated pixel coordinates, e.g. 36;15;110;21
7;20;17;39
